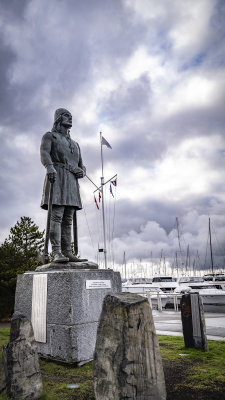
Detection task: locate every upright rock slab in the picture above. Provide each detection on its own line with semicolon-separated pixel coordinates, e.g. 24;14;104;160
180;293;208;350
0;312;42;399
93;293;166;400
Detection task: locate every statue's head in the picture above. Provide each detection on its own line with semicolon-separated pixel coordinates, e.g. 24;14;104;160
52;108;72;132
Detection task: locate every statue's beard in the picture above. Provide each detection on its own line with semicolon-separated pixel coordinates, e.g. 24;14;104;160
62;122;72;128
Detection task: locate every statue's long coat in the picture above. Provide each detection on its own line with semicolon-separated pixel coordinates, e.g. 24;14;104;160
40;131;85;210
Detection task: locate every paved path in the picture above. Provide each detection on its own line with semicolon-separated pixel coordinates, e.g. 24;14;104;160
0;322;10;328
1;311;224;341
153;310;225;340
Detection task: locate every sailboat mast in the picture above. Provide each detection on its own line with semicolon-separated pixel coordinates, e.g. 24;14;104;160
209;217;214;274
176;217;184;274
175;251;178;277
185;244;189;273
123;251;127;279
100;132;107;269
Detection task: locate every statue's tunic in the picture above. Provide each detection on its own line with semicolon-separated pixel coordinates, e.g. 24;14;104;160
40;131;84;210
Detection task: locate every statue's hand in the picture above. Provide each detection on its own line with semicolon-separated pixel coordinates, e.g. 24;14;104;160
75;167;86;178
48;172;56;183
82;166;86;177
75;170;84;178
46;164;57;183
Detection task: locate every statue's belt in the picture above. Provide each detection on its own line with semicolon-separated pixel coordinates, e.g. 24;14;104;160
53;162;81;175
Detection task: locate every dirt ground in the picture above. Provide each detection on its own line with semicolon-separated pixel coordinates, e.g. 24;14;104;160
163;359;224;400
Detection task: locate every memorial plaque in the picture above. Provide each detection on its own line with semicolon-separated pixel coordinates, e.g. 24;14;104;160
31;274;48;343
86;280;111;289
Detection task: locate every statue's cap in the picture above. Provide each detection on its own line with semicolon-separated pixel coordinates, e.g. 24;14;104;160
54;108;71;121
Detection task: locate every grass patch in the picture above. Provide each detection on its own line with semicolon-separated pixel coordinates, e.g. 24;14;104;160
0;329;10;360
39;359;94;400
0;328;94;399
1;328;225;399
158;335;225;395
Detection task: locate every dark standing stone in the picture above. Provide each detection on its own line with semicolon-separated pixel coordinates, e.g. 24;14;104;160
93;292;166;400
180;293;208;350
0;312;43;399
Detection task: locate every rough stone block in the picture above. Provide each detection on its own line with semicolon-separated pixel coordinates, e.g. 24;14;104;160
93;292;166;400
0;312;42;399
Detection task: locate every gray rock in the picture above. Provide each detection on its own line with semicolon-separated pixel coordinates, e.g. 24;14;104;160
93;292;167;400
0;312;43;399
0;359;6;393
181;293;208;351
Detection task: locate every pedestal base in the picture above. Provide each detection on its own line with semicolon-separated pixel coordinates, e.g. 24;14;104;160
15;268;121;363
36;260;98;271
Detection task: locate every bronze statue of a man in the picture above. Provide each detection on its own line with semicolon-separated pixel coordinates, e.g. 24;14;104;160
40;108;86;263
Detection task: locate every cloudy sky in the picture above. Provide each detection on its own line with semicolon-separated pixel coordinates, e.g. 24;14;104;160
0;0;225;273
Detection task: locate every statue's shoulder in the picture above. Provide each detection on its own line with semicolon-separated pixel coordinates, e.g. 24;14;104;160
42;131;55;141
73;140;80;149
42;131;52;139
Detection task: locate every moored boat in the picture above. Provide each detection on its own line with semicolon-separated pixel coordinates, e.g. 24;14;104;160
174;282;225;313
122;284;169;309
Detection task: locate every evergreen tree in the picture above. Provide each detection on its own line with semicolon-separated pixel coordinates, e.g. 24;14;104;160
5;216;44;268
0;217;44;319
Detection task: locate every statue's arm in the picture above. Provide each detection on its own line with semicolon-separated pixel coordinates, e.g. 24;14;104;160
76;143;86;178
40;132;56;182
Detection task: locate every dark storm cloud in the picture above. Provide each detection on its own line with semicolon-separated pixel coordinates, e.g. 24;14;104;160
112;198;183;236
0;0;30;125
103;74;152;120
0;38;16;122
0;0;28;18
0;0;144;132
112;195;225;241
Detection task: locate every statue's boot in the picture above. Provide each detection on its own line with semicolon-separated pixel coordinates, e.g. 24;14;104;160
52;252;69;263
64;252;87;262
50;220;69;263
61;222;87;262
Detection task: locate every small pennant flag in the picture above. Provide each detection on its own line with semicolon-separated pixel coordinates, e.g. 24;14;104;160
94;195;99;210
111;178;117;186
101;135;112;149
110;184;114;198
99;191;101;203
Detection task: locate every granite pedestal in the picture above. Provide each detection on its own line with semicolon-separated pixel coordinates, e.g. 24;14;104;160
14;267;121;363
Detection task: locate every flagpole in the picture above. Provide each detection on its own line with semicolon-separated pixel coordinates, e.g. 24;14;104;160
100;132;107;269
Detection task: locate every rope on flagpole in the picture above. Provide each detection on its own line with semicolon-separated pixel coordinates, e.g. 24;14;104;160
82;204;95;251
103;176;117;267
111;182;117;265
93;190;103;254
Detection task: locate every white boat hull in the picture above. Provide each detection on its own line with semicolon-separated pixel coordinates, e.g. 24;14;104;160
201;294;225;313
122;285;168;309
